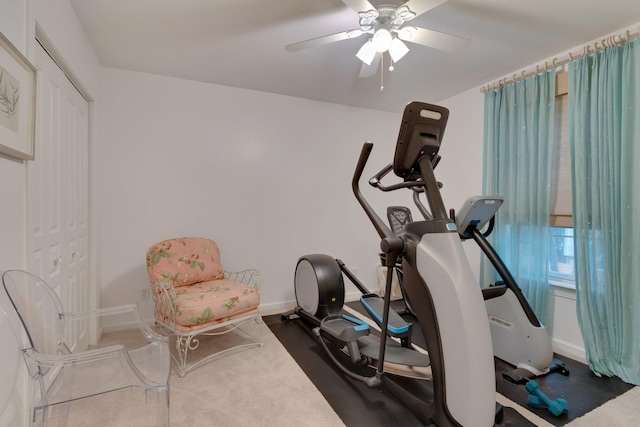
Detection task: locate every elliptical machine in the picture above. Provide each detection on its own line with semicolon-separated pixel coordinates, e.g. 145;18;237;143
284;102;499;426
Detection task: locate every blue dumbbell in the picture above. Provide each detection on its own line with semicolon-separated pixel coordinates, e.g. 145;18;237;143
525;380;568;417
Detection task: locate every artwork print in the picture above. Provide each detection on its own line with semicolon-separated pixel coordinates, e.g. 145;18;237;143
0;32;35;160
0;66;20;132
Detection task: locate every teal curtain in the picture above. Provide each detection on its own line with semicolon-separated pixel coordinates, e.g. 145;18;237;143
483;71;556;325
569;38;640;384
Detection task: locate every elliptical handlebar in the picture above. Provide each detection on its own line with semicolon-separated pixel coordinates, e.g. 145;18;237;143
352;143;403;259
413;191;433;220
368;163;423;192
368;162;440;223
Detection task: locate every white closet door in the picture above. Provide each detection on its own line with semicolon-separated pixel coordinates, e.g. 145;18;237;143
28;42;90;352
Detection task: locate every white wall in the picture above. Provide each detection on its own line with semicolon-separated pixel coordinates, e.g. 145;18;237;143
95;68;415;327
0;158;26;271
0;155;27;427
438;88;486;280
0;2;30;270
0;5;31;422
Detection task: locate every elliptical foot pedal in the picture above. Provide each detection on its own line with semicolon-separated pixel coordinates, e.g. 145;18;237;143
320;314;370;342
319;314;371;364
360;294;412;338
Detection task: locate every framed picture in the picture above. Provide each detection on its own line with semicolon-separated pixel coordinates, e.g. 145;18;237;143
0;31;36;160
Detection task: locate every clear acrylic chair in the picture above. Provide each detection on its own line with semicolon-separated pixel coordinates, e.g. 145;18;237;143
1;269;171;426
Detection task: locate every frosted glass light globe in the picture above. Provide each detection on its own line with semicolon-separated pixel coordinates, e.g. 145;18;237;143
372;28;392;52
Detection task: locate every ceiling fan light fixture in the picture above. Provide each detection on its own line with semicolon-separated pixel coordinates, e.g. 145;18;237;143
356;40;376;65
372;28;393;52
389;38;409;62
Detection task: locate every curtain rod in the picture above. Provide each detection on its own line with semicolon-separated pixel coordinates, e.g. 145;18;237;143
481;25;640;93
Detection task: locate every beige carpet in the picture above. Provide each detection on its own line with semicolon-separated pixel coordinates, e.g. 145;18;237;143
52;320;345;427
566;386;640;426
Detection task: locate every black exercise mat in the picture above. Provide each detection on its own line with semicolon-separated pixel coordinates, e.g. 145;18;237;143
264;314;423;426
343;300;633;425
495;356;633;426
266;313;535;426
266;302;633;426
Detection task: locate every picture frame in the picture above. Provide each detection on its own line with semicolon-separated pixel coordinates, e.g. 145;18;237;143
0;31;36;160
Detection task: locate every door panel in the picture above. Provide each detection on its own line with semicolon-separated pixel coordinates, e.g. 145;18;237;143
28;42;90;352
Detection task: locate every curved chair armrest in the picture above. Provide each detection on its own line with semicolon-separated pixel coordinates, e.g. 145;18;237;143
24;343;126;365
62;304;168;344
150;282;178;330
63;304;139;319
150;282;177;300
224;268;261;290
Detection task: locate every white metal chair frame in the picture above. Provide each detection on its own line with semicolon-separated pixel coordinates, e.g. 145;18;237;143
151;268;263;378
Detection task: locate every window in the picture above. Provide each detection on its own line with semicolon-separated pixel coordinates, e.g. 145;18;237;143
549;226;575;282
549;73;575;285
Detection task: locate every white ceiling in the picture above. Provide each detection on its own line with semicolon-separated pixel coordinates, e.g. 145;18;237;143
68;0;640;113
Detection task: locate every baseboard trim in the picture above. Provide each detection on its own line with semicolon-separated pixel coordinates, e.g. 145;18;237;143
552;338;586;363
259;292;363;317
259;300;297;317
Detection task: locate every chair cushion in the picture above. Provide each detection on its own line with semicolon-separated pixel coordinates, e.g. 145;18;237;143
168;279;260;331
146;237;224;287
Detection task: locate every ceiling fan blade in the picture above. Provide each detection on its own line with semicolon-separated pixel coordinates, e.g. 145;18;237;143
359;52;381;78
341;0;377;14
397;0;449;19
401;26;471;53
285;30;362;52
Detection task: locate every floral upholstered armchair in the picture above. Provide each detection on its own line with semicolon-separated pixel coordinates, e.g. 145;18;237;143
146;237;262;377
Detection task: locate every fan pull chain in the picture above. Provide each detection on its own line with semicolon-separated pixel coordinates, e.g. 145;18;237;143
380;54;384;91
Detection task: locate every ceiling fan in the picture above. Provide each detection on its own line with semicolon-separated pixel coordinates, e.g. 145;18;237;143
285;0;471;78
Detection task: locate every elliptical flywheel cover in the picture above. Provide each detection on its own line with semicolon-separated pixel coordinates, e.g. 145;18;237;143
294;254;345;318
